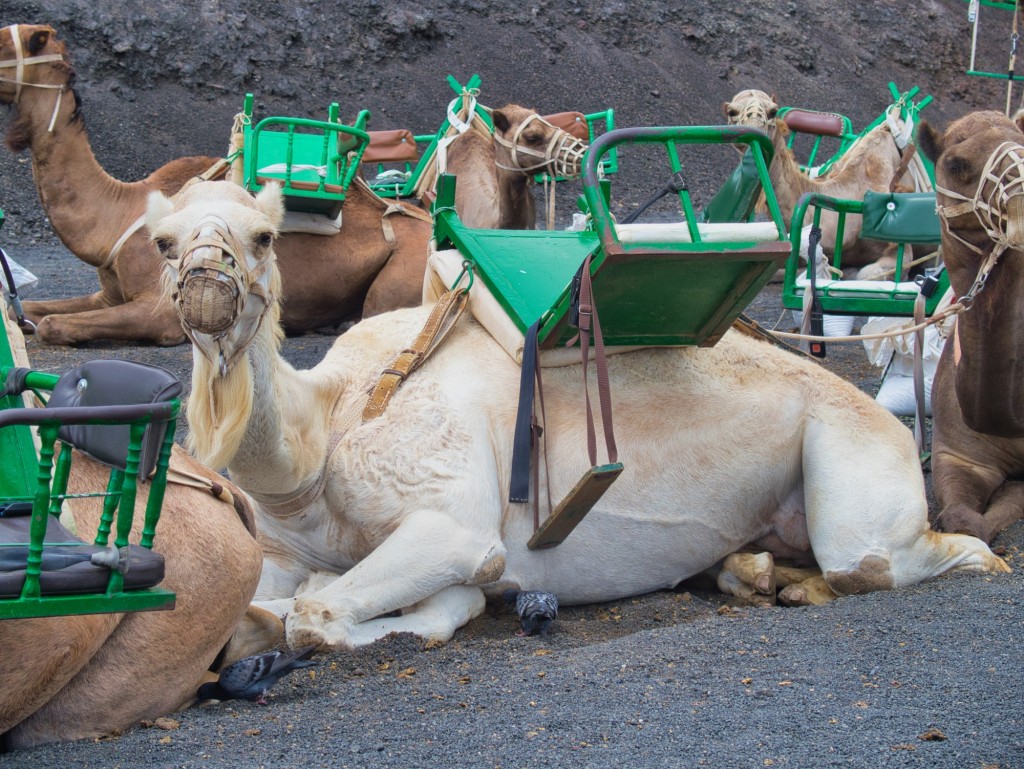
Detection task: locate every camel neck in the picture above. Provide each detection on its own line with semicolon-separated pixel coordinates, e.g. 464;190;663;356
495;168;535;229
14;86;145;266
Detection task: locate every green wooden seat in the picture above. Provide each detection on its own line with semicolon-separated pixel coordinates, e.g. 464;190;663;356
0;280;180;619
433;125;790;350
240;94;371;219
781;190;948;318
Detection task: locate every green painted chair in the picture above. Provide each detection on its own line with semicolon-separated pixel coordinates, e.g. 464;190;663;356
239;93;371;219
781;190;947;319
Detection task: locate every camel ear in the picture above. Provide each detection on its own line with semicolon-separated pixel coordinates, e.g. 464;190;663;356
254;182;285;230
144;190;175;231
492;109;510;133
27;29;50;55
917;120;943;164
721;101;732;119
1014;109;1024;135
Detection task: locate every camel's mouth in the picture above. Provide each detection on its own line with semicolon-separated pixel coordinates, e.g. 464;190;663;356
178;266;242;335
173;216;250;336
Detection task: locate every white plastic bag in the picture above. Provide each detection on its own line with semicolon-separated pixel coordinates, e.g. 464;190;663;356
861;289;955;417
0;253;40;297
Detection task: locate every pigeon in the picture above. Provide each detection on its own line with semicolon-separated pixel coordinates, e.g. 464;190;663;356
197;646;318;705
504;589;559;637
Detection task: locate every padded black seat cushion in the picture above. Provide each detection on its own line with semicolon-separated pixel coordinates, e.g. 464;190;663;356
48;360;181;479
0;514;165;598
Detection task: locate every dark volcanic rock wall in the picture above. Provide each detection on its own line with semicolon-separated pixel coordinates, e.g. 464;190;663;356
0;0;1012;241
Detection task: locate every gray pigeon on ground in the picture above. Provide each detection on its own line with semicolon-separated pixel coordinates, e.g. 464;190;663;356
504;589;559;637
197;646;318;705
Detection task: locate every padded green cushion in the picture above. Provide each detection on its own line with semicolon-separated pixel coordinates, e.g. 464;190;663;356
860;191;940;244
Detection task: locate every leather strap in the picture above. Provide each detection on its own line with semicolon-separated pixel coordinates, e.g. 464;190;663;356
890;142;918;192
912;291;927;458
510;321;540;503
576;255;618;466
363;288;468;420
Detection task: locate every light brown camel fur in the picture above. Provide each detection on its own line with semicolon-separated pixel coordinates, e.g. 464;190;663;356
723;89;913;278
0;24;432;346
920;110;1024;544
146;179;1006;651
0;314;268;750
439;104;587;229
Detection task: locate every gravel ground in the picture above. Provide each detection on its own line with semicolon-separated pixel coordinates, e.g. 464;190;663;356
2;242;1022;769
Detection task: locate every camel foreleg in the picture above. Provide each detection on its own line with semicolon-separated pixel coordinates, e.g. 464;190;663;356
285;509;502;650
933;451;1023;544
30;296;185;346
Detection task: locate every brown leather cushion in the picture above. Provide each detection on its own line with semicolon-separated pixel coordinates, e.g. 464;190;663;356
256;176;345;195
783;109;846;137
541;112;590;140
0;514;165;597
363;129;420;164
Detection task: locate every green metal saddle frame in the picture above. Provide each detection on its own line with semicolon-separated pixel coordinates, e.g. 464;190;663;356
240;93;371;219
433;124;791;350
781;190;948;318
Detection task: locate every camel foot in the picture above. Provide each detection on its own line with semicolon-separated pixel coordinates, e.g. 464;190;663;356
716;552;777;606
778;576;837;606
934;507;992;544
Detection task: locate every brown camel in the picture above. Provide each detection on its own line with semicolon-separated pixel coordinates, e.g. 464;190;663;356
919;109;1024;543
723;89;913;277
0;24;432;346
438;103;588;229
0;314;269;749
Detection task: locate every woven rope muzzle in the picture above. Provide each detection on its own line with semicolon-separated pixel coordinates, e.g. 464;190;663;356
936;141;1024;254
494;114;588;178
174;216;251;335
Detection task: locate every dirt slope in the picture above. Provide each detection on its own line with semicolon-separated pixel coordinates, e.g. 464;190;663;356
0;0;1014;241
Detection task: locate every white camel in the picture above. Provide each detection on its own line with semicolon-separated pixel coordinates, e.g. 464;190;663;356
146;180;1008;650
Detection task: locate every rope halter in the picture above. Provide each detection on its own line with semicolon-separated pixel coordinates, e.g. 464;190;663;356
0;25;68;132
494;113;588;179
724;90;778;132
172;214;275;376
935;140;1024;306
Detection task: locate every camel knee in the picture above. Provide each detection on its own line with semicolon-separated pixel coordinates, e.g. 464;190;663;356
470;543;507;585
823;554;895;596
219;605;285;667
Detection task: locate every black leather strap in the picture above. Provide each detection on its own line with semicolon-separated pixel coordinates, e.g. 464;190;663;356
509;321;540;503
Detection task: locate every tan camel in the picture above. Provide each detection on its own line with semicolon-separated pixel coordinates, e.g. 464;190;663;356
436;104;588;229
723;89;914;277
0;24;432;346
0;313;268;750
920;110;1024;543
146;179;1007;650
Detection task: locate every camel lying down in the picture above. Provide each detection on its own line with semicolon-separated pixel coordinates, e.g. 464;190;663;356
146;181;1008;650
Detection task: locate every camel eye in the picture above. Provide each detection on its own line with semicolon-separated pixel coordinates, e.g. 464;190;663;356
947;156;973;184
727;107;739;120
256;232;273;249
766;107;778;120
154;238;176;259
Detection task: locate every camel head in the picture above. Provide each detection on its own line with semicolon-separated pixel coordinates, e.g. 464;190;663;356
146;180;285;378
491;104;588;179
723;89;780;135
0;24;75;141
920;109;1024;435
